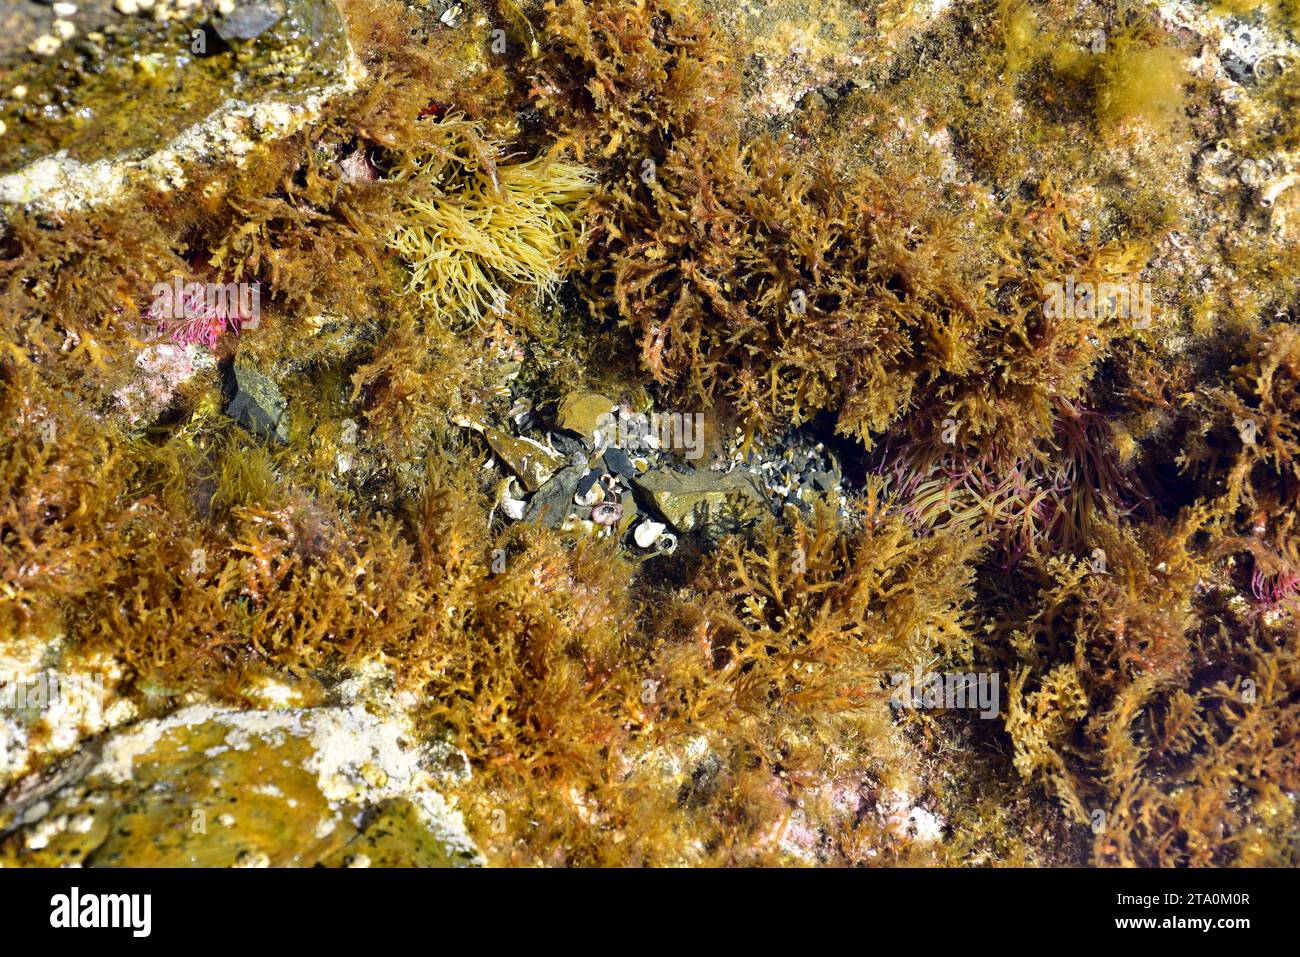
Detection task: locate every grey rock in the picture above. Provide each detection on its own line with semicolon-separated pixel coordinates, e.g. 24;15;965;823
810;469;838;492
632;468;766;538
601;445;636;479
616;491;638;537
548;430;588;460
213;0;285;42
523;464;585;527
575;468;601;502
484;427;565;492
225;363;289;443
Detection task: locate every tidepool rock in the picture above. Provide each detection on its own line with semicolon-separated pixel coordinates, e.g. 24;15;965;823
600;445;637;480
555;391;616;444
0;704;481;867
0;0;354;209
322;799;473;867
214;0;286;43
225;363;289;443
485;427;567;492
523;463;586;527
632;468;766;537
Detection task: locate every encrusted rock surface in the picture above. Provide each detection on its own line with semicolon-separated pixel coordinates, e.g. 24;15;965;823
1;701;481;867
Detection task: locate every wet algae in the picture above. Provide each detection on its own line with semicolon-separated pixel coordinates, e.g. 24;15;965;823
0;0;1298;867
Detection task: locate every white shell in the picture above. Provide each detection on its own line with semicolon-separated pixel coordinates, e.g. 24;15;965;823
501;479;527;521
633;520;666;548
